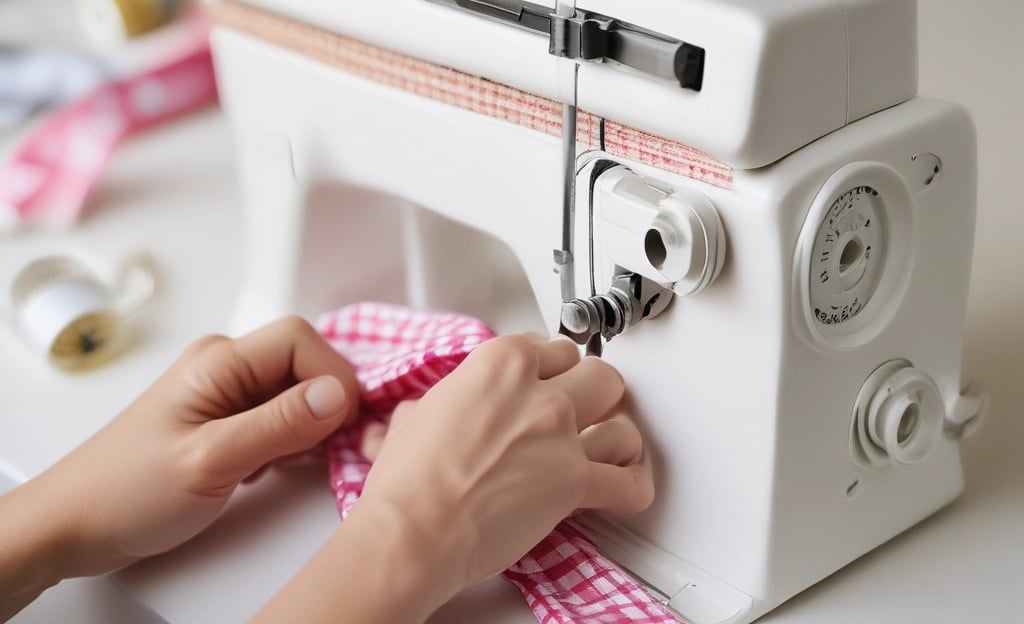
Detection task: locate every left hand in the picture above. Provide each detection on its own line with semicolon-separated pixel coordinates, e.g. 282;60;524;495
22;316;360;577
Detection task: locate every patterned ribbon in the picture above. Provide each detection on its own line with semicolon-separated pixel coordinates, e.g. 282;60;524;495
207;1;734;191
0;36;217;230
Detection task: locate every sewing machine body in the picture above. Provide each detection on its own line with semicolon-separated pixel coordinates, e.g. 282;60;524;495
211;0;981;621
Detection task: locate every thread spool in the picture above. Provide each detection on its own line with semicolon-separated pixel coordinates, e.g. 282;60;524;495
77;0;192;46
8;254;155;369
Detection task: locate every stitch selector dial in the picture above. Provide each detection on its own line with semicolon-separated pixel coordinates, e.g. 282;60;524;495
809;186;884;326
796;162;914;350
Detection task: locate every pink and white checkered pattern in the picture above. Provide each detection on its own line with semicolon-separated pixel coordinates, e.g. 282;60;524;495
318;302;682;624
505;524;680;624
0;35;217;229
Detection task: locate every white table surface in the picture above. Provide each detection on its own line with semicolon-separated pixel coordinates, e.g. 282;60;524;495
2;1;1022;622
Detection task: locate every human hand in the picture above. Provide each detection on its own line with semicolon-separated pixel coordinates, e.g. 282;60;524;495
252;333;653;624
358;333;653;592
254;333;652;624
8;316;360;582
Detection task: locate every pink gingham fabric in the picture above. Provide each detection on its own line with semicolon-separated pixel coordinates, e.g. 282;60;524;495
0;37;216;229
317;302;681;624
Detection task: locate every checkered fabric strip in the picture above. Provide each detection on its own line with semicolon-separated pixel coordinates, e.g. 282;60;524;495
318;302;682;624
317;302;495;519
507;523;680;624
0;40;216;228
208;1;733;190
317;301;495;413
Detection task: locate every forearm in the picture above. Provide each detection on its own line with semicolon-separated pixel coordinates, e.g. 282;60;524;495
252;498;467;624
0;480;77;620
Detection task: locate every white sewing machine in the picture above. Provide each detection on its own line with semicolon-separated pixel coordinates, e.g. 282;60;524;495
208;0;985;621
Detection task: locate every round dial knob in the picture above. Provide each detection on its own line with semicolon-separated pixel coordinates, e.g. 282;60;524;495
850;360;945;467
796;162;914;350
809;185;885;326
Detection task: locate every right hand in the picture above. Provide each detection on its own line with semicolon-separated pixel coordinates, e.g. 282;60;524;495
357;333;654;590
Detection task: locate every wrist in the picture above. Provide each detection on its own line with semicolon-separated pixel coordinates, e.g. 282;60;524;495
0;479;80;617
253;495;470;624
348;496;470;612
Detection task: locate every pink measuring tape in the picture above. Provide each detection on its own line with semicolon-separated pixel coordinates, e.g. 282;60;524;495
0;38;217;230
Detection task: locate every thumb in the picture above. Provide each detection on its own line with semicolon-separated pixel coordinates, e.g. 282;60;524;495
200;375;353;482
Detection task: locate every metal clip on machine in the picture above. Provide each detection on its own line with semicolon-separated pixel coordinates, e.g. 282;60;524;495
210;0;987;621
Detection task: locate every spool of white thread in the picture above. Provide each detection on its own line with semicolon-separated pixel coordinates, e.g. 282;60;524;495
9;254;155;368
76;0;192;47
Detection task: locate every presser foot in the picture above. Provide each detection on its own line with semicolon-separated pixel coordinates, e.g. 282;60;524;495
558;272;673;356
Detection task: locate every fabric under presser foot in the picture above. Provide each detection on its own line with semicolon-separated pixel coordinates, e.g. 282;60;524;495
317;302;682;624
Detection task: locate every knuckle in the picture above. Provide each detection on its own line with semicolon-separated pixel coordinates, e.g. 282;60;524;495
265;395;307;443
479;333;527;355
275;314;316;337
520;331;547;344
181;333;229;360
176;441;221;490
472;335;536;381
178;339;240;398
502;334;539;368
531;392;576;434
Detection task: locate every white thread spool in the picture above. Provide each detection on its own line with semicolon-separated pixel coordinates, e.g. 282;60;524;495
76;0;193;47
9;254;155;369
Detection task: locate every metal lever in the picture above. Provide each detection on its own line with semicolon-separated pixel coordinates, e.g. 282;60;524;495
559;273;673;356
428;0;705;91
549;13;705;90
452;0;552;31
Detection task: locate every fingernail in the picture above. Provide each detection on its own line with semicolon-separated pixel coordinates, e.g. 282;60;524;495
305;376;347;421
